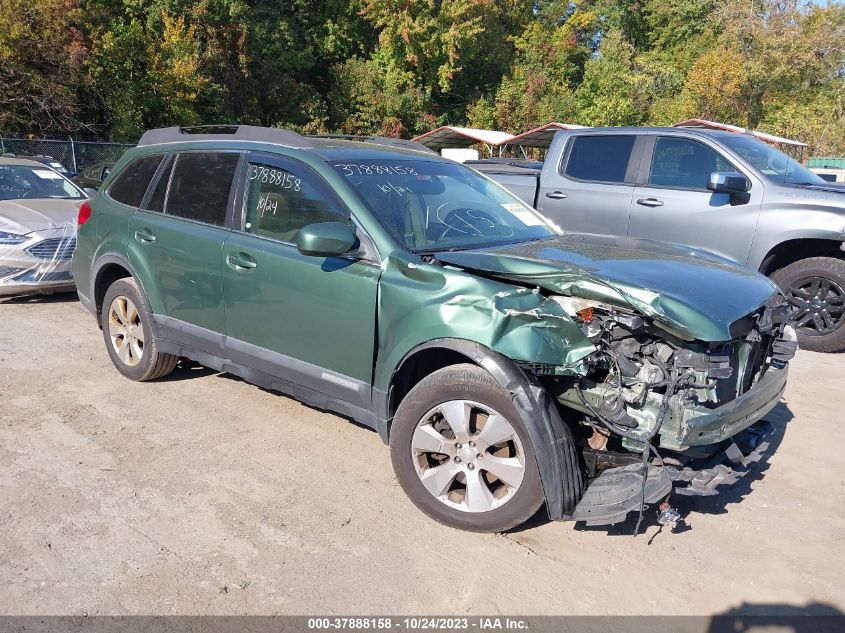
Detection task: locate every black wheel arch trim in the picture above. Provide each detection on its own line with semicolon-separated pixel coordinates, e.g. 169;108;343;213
387;338;583;520
89;253;156;334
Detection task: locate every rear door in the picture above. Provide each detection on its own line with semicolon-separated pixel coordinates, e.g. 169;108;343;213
536;134;643;235
628;135;763;264
222;152;380;407
128;151;241;340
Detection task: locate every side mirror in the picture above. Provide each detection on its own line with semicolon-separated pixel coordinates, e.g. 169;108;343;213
707;172;750;194
296;222;358;257
83;187;97;197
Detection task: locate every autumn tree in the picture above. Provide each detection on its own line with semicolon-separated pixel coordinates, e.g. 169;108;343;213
0;0;88;135
0;0;843;156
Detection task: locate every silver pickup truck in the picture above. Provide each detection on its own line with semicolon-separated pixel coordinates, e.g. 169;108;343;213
470;127;845;352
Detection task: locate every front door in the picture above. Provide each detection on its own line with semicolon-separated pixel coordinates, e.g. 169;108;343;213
627;135;763;265
222;153;380;408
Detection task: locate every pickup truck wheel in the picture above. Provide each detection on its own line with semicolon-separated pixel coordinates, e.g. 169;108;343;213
772;257;845;353
101;278;179;381
390;364;544;532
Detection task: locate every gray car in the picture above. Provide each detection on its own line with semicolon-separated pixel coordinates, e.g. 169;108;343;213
0;156;85;297
472;128;845;352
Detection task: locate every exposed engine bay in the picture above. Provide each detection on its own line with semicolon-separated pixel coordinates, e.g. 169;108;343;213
542;293;797;528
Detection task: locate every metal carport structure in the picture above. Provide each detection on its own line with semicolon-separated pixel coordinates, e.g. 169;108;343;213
412;126;515;156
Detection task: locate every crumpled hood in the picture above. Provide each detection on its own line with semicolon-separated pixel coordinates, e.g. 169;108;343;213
0;198;82;234
436;234;780;342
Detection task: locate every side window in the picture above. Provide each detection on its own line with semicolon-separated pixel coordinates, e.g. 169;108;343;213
107;155;163;207
143;156;173;213
243;162;349;243
649;137;734;190
563;135;636;183
166;152;240;225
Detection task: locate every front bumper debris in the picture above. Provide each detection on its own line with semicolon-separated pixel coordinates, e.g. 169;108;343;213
569;420;775;526
661;366;787;451
670;420;773;496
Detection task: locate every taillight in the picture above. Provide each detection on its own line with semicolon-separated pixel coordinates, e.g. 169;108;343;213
78;201;92;226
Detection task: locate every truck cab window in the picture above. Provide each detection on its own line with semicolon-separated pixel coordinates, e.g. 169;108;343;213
563;135;636;183
649;137;733;190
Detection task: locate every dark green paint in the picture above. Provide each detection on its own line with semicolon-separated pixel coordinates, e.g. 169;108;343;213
74;138;782;408
296;221;358;257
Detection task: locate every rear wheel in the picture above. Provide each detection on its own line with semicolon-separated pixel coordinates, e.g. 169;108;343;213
390;364;545;532
772;257;845;353
101;278;178;381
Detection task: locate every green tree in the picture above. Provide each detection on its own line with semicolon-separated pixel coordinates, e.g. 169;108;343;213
575;29;648;126
356;0;532;126
489;3;597;131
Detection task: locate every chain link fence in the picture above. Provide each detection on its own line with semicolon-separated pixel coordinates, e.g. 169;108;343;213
0;137;135;173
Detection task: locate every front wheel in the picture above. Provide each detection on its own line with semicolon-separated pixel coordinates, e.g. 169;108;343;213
390;364;545;532
772;257;845;353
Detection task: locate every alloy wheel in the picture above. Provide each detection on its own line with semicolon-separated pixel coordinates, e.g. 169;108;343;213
787;276;845;337
107;296;145;366
410;400;526;513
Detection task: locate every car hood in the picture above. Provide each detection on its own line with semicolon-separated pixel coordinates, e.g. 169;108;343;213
0;198;83;234
436;234;780;342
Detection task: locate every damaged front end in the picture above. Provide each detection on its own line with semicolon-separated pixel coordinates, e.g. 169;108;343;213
542;292;796;527
392;236;798;529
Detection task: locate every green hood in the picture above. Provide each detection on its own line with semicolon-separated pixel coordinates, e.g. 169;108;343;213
435;234;780;342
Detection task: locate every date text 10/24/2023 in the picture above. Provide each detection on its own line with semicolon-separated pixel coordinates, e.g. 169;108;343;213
307;617;530;631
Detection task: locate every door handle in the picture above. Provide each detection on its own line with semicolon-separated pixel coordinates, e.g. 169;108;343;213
226;253;257;271
134;229;156;243
636;198;664;207
545;191;568;200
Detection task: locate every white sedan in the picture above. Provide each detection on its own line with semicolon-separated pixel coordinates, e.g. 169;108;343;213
0;156;87;297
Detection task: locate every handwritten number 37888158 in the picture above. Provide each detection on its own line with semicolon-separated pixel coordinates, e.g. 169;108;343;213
249;165;301;192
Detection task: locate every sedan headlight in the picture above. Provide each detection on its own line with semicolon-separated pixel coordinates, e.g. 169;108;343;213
0;230;27;245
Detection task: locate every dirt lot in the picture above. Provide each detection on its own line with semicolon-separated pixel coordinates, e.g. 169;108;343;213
0;293;843;616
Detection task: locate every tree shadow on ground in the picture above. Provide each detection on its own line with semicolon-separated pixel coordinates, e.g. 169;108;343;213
708;602;844;633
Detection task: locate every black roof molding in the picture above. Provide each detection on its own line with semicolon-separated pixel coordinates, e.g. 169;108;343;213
137;125;314;148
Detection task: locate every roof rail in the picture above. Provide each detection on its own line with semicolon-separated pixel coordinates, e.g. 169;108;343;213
307;134;437;154
137;125;313;148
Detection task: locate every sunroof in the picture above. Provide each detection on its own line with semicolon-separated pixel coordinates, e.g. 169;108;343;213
179;125;240;135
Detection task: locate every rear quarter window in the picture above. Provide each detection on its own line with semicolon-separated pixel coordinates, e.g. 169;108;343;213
107;155;163;207
563;135;636;184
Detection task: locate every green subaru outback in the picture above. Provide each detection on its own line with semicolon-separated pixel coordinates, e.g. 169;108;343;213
72;125;797;532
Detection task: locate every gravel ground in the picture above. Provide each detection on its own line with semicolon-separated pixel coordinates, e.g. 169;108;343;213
0;293;843;616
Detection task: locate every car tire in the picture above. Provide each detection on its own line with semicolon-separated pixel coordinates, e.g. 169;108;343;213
101;277;179;381
771;257;845;353
390;363;546;532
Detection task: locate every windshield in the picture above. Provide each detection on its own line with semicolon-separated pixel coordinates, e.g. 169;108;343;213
720;135;824;186
333;159;559;252
0;165;85;201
